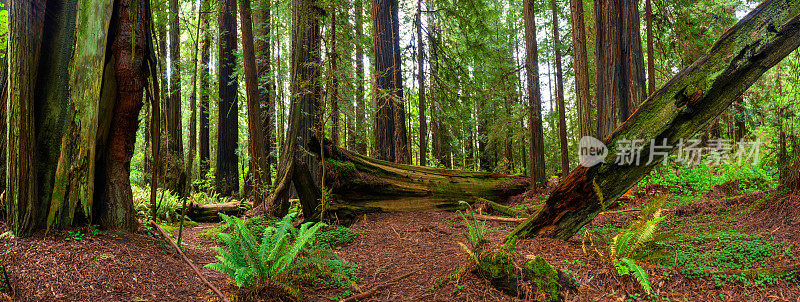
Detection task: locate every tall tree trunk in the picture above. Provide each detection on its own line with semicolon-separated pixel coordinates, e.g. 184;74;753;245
167;0;186;195
416;0;428;167
254;0;274;183
354;0;368;155
569;0;591;139
0;0;7;195
187;0;202;187
6;0;47;236
553;0;569;178
263;0;324;217
99;0;148;232
330;9;341;147
240;0;270;203
524;0;546;188
199;1;211;177
373;0;409;164
507;0;800;241
595;0;646;137
216;0;240;196
645;0;656;95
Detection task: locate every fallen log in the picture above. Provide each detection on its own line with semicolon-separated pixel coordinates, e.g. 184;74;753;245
184;201;251;222
309;139;531;217
476;198;531;218
507;0;800;241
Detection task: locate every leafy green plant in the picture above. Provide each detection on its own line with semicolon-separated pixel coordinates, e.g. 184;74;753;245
608;196;666;296
457;200;488;248
314;225;359;247
205;213;326;288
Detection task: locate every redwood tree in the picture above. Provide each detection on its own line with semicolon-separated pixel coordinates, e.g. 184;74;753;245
167;0;186;195
354;0;367;155
199;0;211;175
216;0;240;196
569;0;591;138
553;0;569;177
524;0;546;187
372;0;410;164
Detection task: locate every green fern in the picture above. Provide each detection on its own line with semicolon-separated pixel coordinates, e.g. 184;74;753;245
205;213;327;287
457;201;488;248
609;196;666;295
614;258;652;295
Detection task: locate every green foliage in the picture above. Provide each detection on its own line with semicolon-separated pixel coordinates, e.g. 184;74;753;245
613;258;652;295
457;201;488;249
640;160;777;198
205;213;326;288
314;225;359;248
0;4;6;60
608;197;666;296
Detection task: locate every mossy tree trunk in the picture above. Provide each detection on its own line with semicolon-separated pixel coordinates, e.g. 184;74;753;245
311;139;531;216
507;0;800;241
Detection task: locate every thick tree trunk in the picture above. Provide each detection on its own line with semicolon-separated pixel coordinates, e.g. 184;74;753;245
261;0;324;217
167;0;186;196
354;0;368;155
524;0;546;188
48;0;113;229
416;0;428;167
240;0;270;203
6;0;47;236
216;0;240;196
311;139;530;217
373;0;410;164
99;0;148;232
569;0;591;139
553;0;569;178
0;0;7;195
507;0;800;241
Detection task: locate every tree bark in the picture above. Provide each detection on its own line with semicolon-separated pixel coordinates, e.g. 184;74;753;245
240;0;269;203
6;0;47;236
416;0;428;167
98;0;148;232
311;139;530;217
645;0;656;95
216;0;240;196
569;0;591;139
329;9;341;147
254;0;274;184
167;0;186;196
373;0;410;164
506;0;800;241
353;0;367;155
0;0;7;195
524;0;546;188
199;0;211;176
553;0;569;178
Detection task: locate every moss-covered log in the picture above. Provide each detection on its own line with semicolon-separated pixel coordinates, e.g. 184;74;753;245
310;139;530;216
507;0;800;241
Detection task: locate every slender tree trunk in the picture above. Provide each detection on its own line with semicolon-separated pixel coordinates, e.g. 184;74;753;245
330;9;341;147
553;0;569;178
187;0;201;188
0;0;7;195
569;0;591;138
167;0;186;195
507;0;800;241
240;0;270;203
416;0;427;166
373;0;409;164
524;0;546;188
199;1;211;176
217;0;240;196
645;0;656;95
355;0;367;155
254;0;274;183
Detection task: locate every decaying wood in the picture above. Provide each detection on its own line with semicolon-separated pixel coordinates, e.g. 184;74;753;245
476;198;530;218
507;0;800;241
474;214;527;223
149;221;231;302
185;201;251;222
311;138;530;217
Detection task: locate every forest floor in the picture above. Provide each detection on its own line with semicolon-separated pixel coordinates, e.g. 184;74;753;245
1;180;799;301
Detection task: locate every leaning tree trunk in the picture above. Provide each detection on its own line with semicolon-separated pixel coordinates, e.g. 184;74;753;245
506;0;800;241
311;138;531;217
